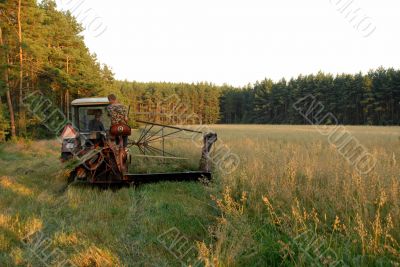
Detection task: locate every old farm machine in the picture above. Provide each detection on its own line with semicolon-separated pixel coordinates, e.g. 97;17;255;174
60;97;217;185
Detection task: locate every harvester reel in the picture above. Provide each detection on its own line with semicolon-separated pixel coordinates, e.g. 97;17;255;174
128;120;205;160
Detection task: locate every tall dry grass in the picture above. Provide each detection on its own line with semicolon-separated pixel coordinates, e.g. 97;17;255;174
199;125;400;265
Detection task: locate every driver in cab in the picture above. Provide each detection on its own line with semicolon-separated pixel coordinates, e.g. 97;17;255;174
89;110;105;132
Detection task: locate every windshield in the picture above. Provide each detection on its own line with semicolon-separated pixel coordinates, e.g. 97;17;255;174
78;106;111;132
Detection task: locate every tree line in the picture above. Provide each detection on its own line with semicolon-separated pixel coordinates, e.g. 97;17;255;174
113;81;221;125
219;69;400;125
115;68;400;127
1;1;399;141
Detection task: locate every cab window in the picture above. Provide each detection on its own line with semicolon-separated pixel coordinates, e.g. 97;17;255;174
78;106;111;132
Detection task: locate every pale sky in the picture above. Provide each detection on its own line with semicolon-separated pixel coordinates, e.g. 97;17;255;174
57;0;399;87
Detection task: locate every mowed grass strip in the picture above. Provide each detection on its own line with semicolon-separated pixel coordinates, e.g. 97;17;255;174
0;139;218;266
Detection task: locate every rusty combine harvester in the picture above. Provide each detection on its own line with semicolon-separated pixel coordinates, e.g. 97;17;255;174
60;97;217;185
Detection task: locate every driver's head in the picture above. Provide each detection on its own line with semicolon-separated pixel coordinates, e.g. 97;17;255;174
108;94;117;104
95;110;102;120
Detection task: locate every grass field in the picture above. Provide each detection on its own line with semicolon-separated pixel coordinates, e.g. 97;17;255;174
0;125;399;266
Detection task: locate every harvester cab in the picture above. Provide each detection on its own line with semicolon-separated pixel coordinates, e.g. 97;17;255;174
61;97;109;150
60;97;217;185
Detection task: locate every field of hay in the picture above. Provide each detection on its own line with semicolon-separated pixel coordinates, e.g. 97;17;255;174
0;125;399;266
